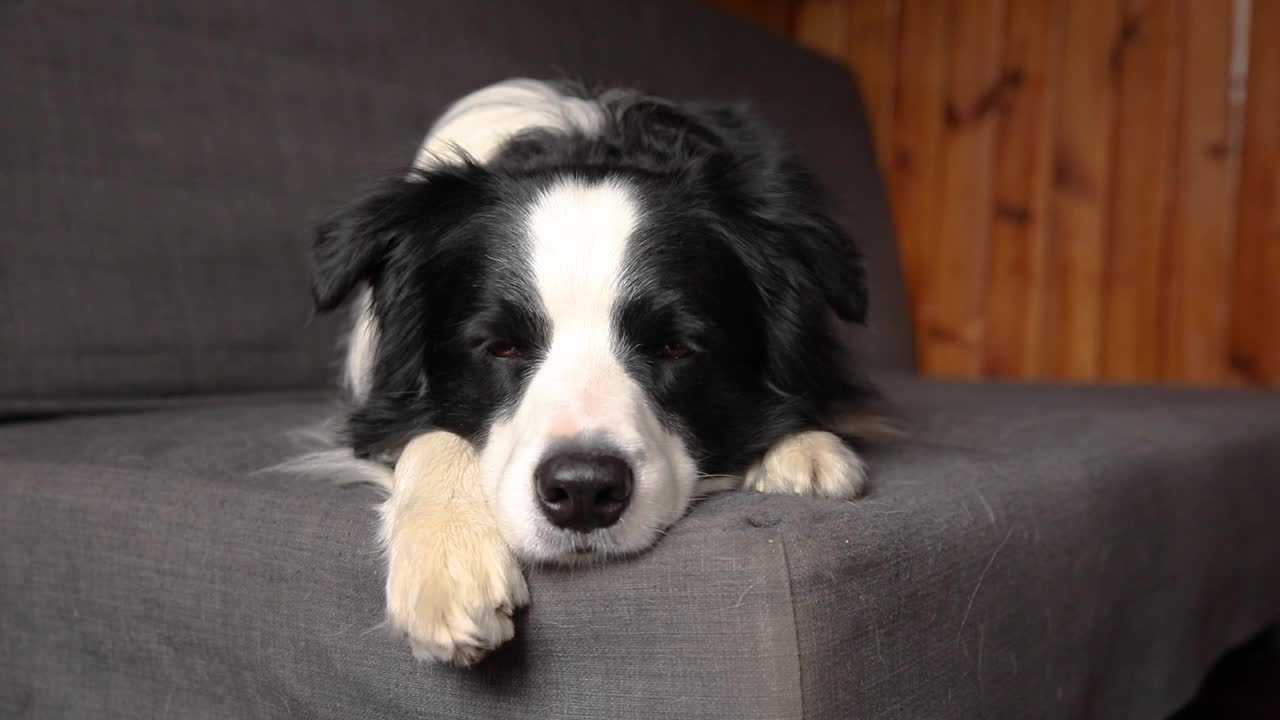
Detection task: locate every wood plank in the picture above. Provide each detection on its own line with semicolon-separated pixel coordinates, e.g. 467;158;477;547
1044;0;1122;381
703;0;798;36
1229;0;1280;385
1100;0;1183;381
887;0;948;358
844;0;900;175
982;0;1061;378
918;0;1005;377
1161;0;1236;384
792;0;850;61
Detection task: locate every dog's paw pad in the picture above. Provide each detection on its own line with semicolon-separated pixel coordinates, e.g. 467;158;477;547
744;431;866;499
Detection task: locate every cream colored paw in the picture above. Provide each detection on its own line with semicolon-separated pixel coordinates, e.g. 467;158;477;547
382;432;530;666
384;518;529;666
743;430;867;498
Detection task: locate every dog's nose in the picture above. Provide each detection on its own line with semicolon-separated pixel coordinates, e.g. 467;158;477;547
534;450;634;532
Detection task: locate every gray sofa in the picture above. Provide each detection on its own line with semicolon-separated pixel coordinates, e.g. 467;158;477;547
2;2;1278;718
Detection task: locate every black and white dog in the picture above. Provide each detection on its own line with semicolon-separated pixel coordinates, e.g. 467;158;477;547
310;79;874;665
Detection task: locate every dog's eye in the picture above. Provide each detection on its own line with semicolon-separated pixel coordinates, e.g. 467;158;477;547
661;342;694;361
489;343;523;359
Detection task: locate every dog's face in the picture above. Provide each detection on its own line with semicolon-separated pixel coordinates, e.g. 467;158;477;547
312;93;867;563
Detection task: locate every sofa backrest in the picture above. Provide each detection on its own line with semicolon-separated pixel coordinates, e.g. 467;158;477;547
0;0;912;415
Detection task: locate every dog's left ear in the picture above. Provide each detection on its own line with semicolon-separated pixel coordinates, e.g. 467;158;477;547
732;167;870;325
688;103;869;325
780;204;868;324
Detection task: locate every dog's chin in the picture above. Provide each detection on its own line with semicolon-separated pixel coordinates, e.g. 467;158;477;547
511;526;665;566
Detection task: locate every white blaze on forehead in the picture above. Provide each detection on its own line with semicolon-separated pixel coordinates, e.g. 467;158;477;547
522;177;639;437
527;178;637;329
413;78;606;171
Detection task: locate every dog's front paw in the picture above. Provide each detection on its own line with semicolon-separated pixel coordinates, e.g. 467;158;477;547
744;430;867;499
382;431;530;666
384;517;530;666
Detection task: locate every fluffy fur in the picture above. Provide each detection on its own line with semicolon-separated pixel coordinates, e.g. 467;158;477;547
308;79;874;664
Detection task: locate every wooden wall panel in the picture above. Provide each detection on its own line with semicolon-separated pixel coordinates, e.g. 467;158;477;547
792;0;849;60
1163;0;1237;384
1101;0;1183;381
843;0;899;173
709;0;1276;387
1230;0;1280;385
983;0;1060;378
919;0;1005;377
888;1;947;352
1043;0;1119;380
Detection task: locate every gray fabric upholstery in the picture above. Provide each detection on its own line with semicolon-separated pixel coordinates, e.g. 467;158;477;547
4;378;1279;718
5;1;1276;717
0;0;910;415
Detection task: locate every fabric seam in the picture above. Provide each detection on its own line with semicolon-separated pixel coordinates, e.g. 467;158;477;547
776;527;808;720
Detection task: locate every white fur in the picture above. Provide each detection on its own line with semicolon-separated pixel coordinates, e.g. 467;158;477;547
478;178;698;563
343;289;380;401
269;424;393;491
345;78;606;402
355;80;614;664
743;430;867;498
320;79;869;667
413;78;605;170
382;432;529;666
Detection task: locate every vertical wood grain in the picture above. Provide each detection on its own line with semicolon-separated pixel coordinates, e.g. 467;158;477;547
1100;0;1183;381
1230;0;1280;385
793;0;850;61
1162;0;1237;384
709;0;1273;387
844;0;901;174
918;0;1005;377
888;0;948;343
1044;0;1121;380
983;0;1061;377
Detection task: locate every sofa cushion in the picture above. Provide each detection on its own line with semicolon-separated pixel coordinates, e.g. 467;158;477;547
799;377;1280;718
4;379;1277;718
0;397;808;720
0;0;910;416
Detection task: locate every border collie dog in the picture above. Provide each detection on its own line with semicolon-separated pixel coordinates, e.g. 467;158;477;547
310;79;873;665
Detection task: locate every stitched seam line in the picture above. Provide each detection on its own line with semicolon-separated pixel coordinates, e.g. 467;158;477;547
777;528;807;720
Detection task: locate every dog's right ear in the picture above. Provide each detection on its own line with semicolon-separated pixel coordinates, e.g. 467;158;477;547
312;181;402;312
311;168;477;312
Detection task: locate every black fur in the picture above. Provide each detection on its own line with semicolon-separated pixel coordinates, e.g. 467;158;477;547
312;86;871;476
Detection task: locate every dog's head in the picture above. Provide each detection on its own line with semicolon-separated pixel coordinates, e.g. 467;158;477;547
312;83;867;563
